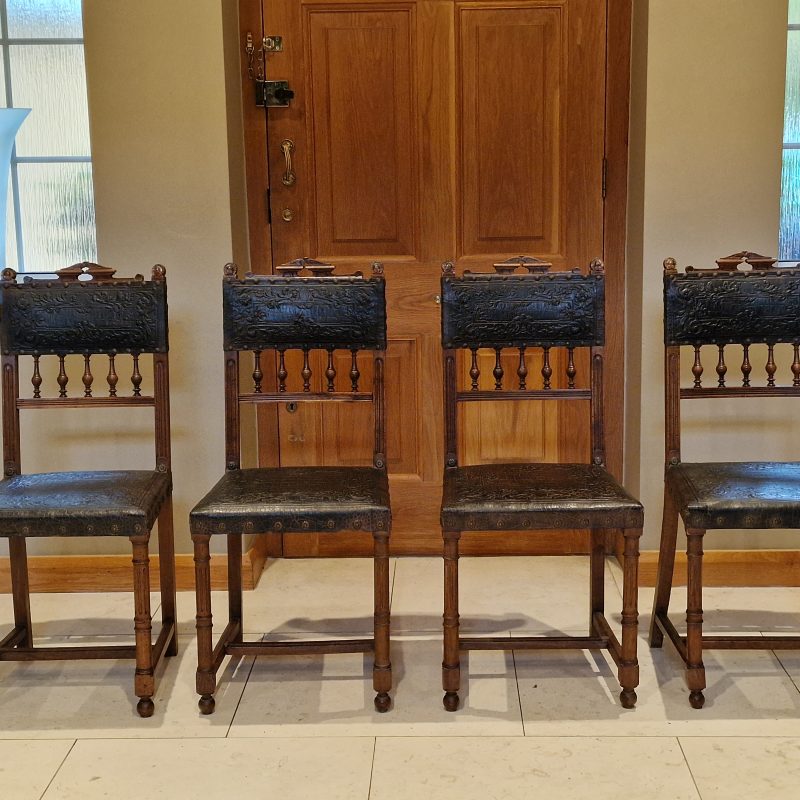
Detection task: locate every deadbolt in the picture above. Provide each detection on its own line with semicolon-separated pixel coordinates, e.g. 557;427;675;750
281;208;294;222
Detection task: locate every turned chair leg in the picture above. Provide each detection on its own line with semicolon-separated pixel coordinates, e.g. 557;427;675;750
589;529;605;630
193;532;217;715
227;533;243;643
373;528;392;712
650;486;679;647
619;528;641;708
130;534;156;718
685;527;706;709
157;498;178;657
442;529;461;712
9;537;33;648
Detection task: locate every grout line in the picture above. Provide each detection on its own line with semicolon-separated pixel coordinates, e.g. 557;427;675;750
366;737;377;799
38;738;77;800
389;559;398;608
677;737;704;800
511;647;526;736
225;641;262;738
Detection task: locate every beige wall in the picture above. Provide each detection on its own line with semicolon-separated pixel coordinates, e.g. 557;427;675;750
626;0;791;548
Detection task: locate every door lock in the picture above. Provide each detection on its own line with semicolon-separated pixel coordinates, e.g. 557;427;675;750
257;80;295;108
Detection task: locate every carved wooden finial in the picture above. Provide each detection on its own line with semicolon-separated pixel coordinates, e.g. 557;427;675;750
589;258;605;276
1;267;17;282
371;261;384;276
663;257;678;274
441;261;455;275
224;262;239;279
57;262;116;281
151;264;166;281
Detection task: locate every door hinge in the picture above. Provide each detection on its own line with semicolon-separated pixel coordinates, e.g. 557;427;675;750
266;188;272;224
602;157;608;199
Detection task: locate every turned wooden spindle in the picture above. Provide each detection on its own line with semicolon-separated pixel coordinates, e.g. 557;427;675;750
31;354;42;399
469;348;480;391
793;345;800;387
302;348;312;392
278;349;288;392
131;353;142;396
252;350;263;393
766;344;777;387
57;354;68;397
82;353;93;397
741;344;751;387
566;347;576;389
350;349;360;392
326;349;336;392
692;345;703;388
493;347;504;390
517;347;527;390
542;346;552;389
715;345;726;388
107;354;118;397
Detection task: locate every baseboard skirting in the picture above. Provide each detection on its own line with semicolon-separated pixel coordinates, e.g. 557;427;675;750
1;547;798;593
0;537;269;594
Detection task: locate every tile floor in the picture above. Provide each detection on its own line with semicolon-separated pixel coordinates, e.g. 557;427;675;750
2;556;800;798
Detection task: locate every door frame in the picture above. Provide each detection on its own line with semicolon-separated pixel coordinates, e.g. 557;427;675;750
233;0;634;554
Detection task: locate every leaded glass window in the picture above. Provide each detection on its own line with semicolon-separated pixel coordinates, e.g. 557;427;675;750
780;0;800;260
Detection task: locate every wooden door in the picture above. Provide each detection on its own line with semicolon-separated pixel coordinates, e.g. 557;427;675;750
242;0;629;555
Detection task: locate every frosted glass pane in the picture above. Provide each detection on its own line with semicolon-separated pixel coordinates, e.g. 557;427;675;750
780;149;800;261
791;0;800;25
786;32;800;144
7;0;83;39
9;45;90;156
5;179;19;271
17;162;96;270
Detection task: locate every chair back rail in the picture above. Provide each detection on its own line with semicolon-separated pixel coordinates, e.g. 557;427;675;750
0;264;171;477
441;258;607;469
663;252;800;464
222;260;387;471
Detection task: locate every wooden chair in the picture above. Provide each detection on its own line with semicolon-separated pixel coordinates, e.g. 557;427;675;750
0;262;177;718
650;251;800;709
439;257;643;711
190;259;392;714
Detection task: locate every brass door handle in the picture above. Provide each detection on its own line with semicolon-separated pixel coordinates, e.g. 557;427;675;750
281;139;296;186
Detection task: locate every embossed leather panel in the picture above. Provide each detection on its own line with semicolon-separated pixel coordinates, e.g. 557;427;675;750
441;463;643;530
441;273;604;349
1;280;168;355
190;466;390;534
0;470;171;537
664;269;800;346
666;461;800;529
223;276;387;351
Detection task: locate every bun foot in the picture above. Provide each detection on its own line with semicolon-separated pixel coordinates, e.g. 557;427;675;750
374;692;391;713
619;688;637;709
443;691;459;712
689;690;705;709
137;697;155;718
199;694;216;715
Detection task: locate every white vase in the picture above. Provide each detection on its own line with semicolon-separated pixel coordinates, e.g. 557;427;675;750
0;108;30;269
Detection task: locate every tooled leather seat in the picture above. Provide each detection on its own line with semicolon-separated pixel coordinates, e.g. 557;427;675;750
0;471;171;536
190;466;389;534
442;463;643;531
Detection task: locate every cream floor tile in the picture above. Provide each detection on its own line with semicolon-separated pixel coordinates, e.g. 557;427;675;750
228;634;523;737
516;641;800;737
41;737;374;800
0;591;161;637
680;737;800;800
0;739;74;800
370;736;700;800
391;556;622;634
0;634;250;739
176;557;396;636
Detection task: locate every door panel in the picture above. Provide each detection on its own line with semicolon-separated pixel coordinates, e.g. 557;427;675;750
254;0;610;553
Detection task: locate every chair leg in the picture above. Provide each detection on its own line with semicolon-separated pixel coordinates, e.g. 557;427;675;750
649;485;680;647
9;537;32;648
685;527;706;709
618;528;641;709
227;533;243;643
442;529;461;712
157;496;178;657
589;529;605;629
130;534;155;718
192;532;217;715
372;528;392;712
